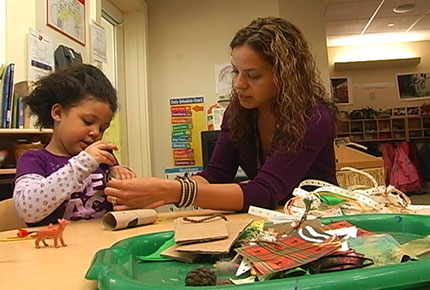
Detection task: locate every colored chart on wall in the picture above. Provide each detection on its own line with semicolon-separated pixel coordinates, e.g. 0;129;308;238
169;96;205;166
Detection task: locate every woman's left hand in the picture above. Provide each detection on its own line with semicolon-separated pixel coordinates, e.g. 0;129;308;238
111;165;136;180
105;177;179;211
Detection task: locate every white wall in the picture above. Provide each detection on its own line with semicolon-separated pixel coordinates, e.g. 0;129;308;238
0;0;6;66
5;0;331;179
146;0;330;177
5;0;100;82
146;0;279;177
279;0;330;89
328;41;430;110
4;0;150;176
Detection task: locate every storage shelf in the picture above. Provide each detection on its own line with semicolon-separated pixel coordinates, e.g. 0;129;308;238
0;169;16;184
336;116;430;142
0;128;52;134
0;169;16;175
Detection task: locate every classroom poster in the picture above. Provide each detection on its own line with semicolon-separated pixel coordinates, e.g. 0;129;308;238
169;96;205;166
28;29;54;82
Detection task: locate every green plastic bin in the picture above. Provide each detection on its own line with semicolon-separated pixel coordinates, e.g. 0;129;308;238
86;214;430;289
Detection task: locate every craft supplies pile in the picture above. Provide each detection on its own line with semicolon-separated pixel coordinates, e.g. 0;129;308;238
286;167;430;217
132;167;430;286
132;213;429;286
86;168;430;287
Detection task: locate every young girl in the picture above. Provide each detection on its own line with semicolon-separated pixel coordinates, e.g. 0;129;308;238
14;64;135;226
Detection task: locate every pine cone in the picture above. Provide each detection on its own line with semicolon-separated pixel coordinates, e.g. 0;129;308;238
185;266;217;286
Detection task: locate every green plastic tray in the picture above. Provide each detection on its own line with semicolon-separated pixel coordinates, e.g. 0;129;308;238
86;214;430;289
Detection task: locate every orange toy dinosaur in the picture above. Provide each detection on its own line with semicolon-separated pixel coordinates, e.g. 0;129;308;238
34;218;70;249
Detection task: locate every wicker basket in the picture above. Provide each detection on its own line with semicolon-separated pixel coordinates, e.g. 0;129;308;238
13;143;44;161
336;167;385;188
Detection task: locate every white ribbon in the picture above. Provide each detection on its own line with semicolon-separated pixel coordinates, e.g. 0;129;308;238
285;167;412;216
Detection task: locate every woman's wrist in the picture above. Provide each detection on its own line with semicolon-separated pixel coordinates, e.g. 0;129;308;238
164;179;182;204
173;175;198;207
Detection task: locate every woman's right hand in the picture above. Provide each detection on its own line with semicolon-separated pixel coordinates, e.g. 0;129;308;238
85;141;118;165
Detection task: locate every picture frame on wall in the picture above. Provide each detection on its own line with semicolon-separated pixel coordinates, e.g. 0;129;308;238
47;0;86;46
330;77;351;105
397;72;430;100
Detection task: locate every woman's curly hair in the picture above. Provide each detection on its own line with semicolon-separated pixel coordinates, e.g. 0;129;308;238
228;17;337;155
24;63;118;128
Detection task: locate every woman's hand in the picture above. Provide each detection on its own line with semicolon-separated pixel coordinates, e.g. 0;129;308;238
111;165;136;180
105;177;181;211
85;141;118;165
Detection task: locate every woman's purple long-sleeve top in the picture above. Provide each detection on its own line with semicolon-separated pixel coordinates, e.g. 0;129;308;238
197;104;337;210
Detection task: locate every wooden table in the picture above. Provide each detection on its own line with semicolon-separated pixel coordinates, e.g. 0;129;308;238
0;210;250;290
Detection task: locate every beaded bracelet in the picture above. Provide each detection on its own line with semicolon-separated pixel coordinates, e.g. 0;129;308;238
176;177;187;207
183;213;227;223
175;174;198;208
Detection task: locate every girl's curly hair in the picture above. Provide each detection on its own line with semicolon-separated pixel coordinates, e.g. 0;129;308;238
24;63;118;128
228;17;337;155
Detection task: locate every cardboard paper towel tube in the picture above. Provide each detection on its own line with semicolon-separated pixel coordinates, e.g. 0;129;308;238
102;209;158;230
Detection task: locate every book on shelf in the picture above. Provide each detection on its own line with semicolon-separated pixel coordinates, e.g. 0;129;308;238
11;93;19;128
0;64;6;127
1;63;15;128
13;81;35;129
0;67;40;130
10;93;25;129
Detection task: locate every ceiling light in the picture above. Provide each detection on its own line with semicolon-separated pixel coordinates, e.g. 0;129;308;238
387;23;395;27
333;57;421;71
333;44;417;63
393;4;415;14
327;31;428;47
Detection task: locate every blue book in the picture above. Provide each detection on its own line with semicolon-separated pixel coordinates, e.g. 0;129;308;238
6;63;15;128
0;65;6;128
1;63;15;128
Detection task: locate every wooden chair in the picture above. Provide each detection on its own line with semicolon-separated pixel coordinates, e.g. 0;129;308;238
0;198;26;232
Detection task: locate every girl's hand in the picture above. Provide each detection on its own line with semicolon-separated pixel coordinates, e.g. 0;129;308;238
111;165;136;180
105;177;180;211
85;141;118;165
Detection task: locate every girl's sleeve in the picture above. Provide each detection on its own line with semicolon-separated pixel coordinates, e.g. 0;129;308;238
13;151;99;223
239;108;335;210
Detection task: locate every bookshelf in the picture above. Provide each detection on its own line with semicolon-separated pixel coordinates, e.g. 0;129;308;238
0;169;15;174
0;67;53;198
0;128;52;134
336;116;430;142
0;77;53;175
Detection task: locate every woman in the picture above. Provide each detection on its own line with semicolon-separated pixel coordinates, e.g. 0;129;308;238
105;16;337;211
